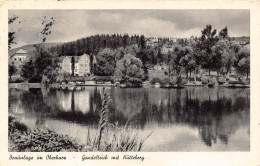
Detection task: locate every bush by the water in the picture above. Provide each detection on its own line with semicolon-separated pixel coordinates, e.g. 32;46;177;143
150;77;162;85
94;76;113;82
9;77;25;83
8;116;83;152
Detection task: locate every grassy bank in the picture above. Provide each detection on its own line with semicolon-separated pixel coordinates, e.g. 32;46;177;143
8;116;83;152
8;116;151;152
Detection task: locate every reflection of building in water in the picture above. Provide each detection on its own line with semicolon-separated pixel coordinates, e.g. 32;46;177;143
46;90;91;113
10;100;25;114
56;91;72;112
73;91;90;113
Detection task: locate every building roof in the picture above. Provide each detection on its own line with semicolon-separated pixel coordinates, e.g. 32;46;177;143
163;44;174;48
15;49;27;54
58;54;90;63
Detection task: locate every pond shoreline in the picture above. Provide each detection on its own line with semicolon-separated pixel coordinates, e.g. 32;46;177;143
8;81;250;90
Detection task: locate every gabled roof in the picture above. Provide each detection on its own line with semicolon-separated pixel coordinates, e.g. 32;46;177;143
58;54;90;63
58;56;66;62
15;49;27;54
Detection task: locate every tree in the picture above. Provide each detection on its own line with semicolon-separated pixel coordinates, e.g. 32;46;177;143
179;46;196;78
198;25;219;75
21;59;37;82
114;54;145;84
221;51;234;75
115;47;125;61
234;47;250;78
139;35;146;50
170;44;182;77
221;40;240;75
124;44;139;55
96;48;116;76
211;40;229;76
157;47;162;64
21;48;59;83
238;57;250;78
219;27;229;39
71;56;75;76
9;64;17;79
201;25;217;42
136;49;150;80
8;16;19;49
40;16;55;43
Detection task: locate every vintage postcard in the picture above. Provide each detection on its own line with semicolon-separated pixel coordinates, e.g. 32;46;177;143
0;0;260;166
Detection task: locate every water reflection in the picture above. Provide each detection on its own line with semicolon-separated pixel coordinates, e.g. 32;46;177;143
9;87;250;150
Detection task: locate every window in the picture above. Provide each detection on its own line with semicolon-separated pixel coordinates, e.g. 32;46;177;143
14;58;16;61
19;58;21;61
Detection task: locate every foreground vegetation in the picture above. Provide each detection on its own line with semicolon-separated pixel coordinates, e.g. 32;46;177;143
8;116;83;152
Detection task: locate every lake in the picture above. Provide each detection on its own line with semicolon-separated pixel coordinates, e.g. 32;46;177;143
9;86;250;151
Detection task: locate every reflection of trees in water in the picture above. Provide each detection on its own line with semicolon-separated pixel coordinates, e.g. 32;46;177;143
10;87;250;147
170;90;249;147
112;88;249;147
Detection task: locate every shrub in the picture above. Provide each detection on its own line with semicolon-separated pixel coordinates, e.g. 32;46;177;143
161;77;171;86
9;77;25;83
8;116;83;152
95;76;112;82
150;77;162;85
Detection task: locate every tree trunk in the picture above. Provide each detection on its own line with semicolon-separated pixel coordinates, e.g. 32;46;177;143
168;62;171;79
226;68;229;76
186;72;188;79
190;71;192;78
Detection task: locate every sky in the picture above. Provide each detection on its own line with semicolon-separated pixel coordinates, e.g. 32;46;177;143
9;9;250;49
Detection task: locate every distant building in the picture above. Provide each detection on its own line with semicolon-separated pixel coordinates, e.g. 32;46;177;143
10;49;28;77
188;36;195;43
232;36;250;45
169;37;177;43
59;53;95;76
153;63;168;70
10;49;28;65
161;44;174;54
146;37;159;47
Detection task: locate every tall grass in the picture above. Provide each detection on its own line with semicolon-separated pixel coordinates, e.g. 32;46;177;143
86;87;153;152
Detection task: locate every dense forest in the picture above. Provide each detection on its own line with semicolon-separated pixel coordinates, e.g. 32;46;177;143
48;34;147;56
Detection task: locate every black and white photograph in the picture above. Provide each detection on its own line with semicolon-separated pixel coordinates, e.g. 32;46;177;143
7;9;251;153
